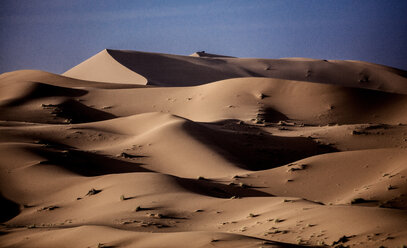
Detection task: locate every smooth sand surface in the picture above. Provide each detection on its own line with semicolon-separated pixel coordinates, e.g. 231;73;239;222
1;50;407;247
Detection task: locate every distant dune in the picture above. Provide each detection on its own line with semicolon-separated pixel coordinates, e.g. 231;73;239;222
1;50;407;248
64;49;407;93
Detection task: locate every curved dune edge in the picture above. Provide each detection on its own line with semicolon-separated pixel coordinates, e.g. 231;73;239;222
62;49;147;85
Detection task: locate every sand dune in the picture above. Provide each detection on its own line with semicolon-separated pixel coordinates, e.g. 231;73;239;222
1;50;407;247
64;49;407;93
62;50;148;85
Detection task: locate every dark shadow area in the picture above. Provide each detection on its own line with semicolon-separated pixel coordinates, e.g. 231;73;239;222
120;152;146;159
350;198;379;207
257;107;289;123
34;139;73;149
3;82;87;107
154;214;187;220
45;99;117;124
0;194;20;223
379;194;407;210
174;177;272;199
336;87;407;124
256;240;311;248
134;206;160;211
28;145;152;177
183;120;337;171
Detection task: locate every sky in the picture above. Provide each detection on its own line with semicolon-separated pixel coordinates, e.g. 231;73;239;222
1;0;406;74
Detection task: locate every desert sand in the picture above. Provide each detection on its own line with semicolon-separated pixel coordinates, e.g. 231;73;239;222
1;50;407;247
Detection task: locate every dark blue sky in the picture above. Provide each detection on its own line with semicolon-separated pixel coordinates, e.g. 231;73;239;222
1;0;406;74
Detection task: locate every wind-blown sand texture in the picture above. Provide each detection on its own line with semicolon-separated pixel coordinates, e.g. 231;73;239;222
1;50;407;248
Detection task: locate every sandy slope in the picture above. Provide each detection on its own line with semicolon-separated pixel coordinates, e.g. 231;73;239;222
1;51;407;248
62;50;147;85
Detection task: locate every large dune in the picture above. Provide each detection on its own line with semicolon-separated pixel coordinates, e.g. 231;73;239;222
1;50;407;247
64;49;407;93
62;50;148;85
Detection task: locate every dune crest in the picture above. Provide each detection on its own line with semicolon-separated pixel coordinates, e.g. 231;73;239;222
189;51;236;58
63;49;147;85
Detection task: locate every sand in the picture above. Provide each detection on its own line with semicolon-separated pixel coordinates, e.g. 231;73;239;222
1;50;407;247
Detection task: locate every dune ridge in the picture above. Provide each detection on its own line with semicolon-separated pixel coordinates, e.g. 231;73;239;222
1;50;407;247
